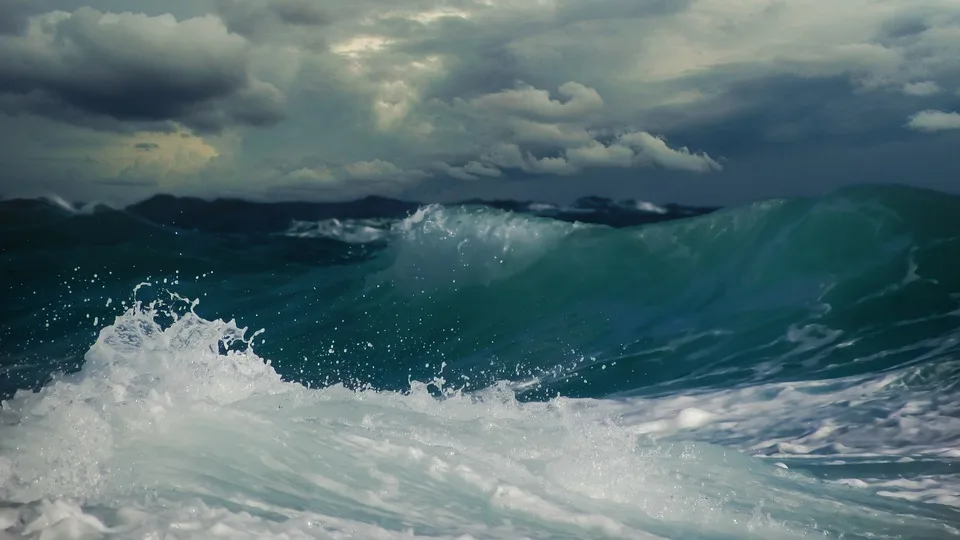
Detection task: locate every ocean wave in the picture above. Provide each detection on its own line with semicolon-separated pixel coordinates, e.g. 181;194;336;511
3;184;960;538
1;297;956;539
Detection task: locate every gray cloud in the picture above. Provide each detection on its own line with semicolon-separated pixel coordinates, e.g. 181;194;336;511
1;0;960;205
0;7;284;133
216;0;328;41
0;0;32;35
272;0;327;26
422;80;723;181
469;82;604;121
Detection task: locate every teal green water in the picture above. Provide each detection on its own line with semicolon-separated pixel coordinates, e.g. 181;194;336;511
1;184;959;539
3;184;958;399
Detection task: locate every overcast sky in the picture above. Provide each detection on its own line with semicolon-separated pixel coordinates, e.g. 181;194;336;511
1;0;959;206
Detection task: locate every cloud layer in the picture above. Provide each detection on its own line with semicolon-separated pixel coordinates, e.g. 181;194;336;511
1;0;959;204
0;8;284;132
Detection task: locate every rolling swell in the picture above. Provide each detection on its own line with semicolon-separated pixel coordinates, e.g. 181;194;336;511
2;184;960;538
357;183;960;398
1;184;959;401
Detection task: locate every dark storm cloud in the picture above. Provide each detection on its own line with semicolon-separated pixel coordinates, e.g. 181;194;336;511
650;76;897;156
408;127;960;207
0;7;284;133
415;31;530;103
134;142;159;151
654;73;960;160
2;0;960;205
395;0;695;103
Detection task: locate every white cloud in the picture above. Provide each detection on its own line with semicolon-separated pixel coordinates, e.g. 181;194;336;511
526;155;577;175
470;82;604;121
508;118;594;146
906;110;960;132
565;141;635;168
344;159;430;182
902;81;942;96
433;162;478;181
0;8;284;132
381;7;471;25
425;80;723;181
472;142;578;176
462;161;502;178
619;132;722;173
434;127;721;181
434;160;503;181
344;159;403;180
330;36;392;58
287;166;335;182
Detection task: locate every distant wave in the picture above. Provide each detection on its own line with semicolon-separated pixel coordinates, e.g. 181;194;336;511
284;217;395;243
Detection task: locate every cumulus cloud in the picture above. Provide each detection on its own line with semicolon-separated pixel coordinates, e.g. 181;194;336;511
428;80;722;180
906;110;960;132
566;142;635;169
0;7;284;133
432;128;720;180
470;82;604;121
620;132;722;172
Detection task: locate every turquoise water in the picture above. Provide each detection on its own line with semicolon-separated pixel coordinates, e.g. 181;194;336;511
1;184;958;538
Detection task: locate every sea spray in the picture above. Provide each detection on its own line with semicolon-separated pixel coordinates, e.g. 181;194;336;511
1;294;957;539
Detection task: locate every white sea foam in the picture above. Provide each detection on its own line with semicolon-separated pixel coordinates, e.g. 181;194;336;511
831;477;960;507
41;194;104;215
384;205;577;291
634;201;668;214
284;218;394;243
0;297;957;539
615;369;960;459
606;360;960;512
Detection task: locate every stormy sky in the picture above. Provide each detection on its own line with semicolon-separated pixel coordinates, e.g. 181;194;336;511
1;0;958;206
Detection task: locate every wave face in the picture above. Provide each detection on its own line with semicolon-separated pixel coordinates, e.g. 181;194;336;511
1;184;959;539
